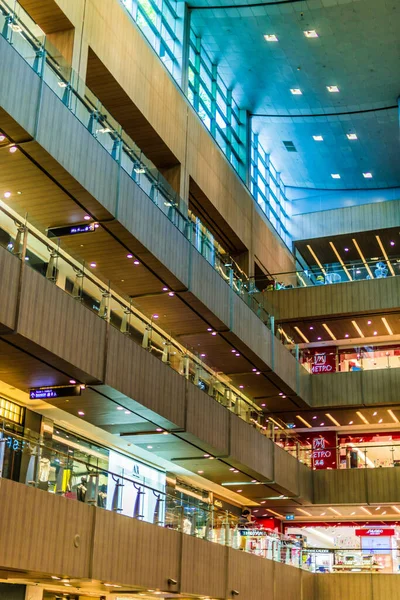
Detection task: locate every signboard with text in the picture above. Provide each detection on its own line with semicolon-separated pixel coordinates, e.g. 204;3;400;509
311;432;337;470
311;351;336;374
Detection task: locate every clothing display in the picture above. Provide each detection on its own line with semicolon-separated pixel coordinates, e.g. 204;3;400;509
85;472;99;505
77;477;87;502
38;457;50;482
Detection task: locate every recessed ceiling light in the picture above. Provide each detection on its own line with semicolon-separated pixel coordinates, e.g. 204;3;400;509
124;410;131;415
133;259;140;265
304;30;318;38
90;262;96;268
9;145;18;153
162;431;169;435
264;34;278;42
317;337;322;341
320;422;325;426
390;241;395;246
168;291;174;297
78;411;85;416
261;403;266;407
290;88;302;95
363;172;373;179
229;468;235;471
200;353;206;357
331;173;341;179
84;215;91;220
252;368;257;372
126;253;133;259
349;421;353;425
117;406;124;410
312;416;317;420
69;379;76;384
235;352;240;356
4;191;11;198
313;135;323;141
207;328;212;332
347;133;358;140
373;331;378;336
373;412;378;416
152;314;159;319
256;371;261;375
327;85;340;93
345;333;349;338
0;135;6;142
198;470;204;474
147;445;153;449
233;469;239;473
156;428;163;432
239;385;244;389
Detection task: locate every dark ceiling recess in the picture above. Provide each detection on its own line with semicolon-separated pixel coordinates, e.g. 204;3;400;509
283;141;297;153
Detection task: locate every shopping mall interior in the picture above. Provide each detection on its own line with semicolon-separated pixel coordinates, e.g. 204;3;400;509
0;0;399;599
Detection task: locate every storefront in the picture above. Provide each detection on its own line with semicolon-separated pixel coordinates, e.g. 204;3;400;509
285;524;400;573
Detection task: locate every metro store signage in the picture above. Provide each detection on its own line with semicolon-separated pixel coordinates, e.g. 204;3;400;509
356;528;395;537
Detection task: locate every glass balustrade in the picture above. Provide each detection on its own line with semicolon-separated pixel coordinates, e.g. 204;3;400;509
0;200;272;442
268;257;400;290
0;0;272;330
300;347;400;374
280;443;400;470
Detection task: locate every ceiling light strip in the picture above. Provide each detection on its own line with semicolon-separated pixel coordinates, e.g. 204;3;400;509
360;506;372;515
356;411;369;425
351;320;365;338
375;235;396;277
266;508;284;518
382;317;394;336
306;244;326;276
325;413;340;427
269;417;285;430
328;507;341;516
294;326;310;344
297;508;312;516
352;238;374;279
387;409;399;424
322;323;337;341
392;506;400;515
296;415;312;428
279;327;292;344
328;242;352;281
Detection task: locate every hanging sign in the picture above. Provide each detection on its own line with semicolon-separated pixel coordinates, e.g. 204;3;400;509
29;385;81;400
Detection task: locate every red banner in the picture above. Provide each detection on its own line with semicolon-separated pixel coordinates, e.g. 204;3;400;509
311;350;336;374
356;528;395;537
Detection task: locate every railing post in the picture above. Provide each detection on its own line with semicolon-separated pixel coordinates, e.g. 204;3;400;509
270;315;275;371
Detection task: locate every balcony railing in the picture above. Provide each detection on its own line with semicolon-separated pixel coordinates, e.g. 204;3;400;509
0;200;273;438
267;257;400;290
301;346;400;374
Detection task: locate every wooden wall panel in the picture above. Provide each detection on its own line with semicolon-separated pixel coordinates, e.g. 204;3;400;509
117;169;190;288
314;574;373;600
313;469;367;505
229;415;274;481
231;292;272;367
301;570;315;600
292;200;400;241
184;384;230;455
92;508;180;590
371;575;400;600
264;276;400;321
0;479;93;577
180;535;227;599
105;326;186;429
227;547;274;600
274;561;302;600
189;250;231;327
0;247;20;332
0;36;40;137
17;266;107;382
36;85;119;216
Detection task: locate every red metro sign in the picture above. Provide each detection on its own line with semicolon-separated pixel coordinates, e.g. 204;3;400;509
311;352;336;374
311;433;337;470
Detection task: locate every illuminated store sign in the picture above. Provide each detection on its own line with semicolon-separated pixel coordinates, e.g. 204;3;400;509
311;432;337;470
311;352;336;374
47;222;98;238
356;528;395;537
29;385;81;400
239;529;266;537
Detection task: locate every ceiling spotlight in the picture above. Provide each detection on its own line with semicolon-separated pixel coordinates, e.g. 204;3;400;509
211;331;217;336
345;333;349;338
78;411;85;416
9;146;18;153
4;191;11;198
367;320;372;325
349;421;353;425
264;34;278;42
200;353;206;357
331;173;341;179
69;379;76;384
133;259;140;265
304;30;318;38
363;172;373;179
126;254;133;259
117;406;124;410
347;133;358;140
252;368;257;372
235;352;240;357
373;331;378;336
84;215;91;220
156;428;163;432
0;135;6;142
327;85;340;93
90;262;96;268
317;337;322;341
320;422;325;426
124;410;131;415
207;328;213;332
290;88;302;95
152;314;159;319
168;292;175;297
390;241;395;246
198;470;204;474
313;135;323;141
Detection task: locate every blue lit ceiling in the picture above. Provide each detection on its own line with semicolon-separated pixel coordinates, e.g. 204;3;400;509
189;0;400;190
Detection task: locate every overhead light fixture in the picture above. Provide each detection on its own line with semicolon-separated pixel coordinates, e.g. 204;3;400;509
90;262;97;268
328;507;341;516
297;508;312;516
352;238;374;278
266;509;284;518
375;236;396;277
363;172;373;179
382;317;394;335
296;415;312;428
356;411;369;425
388;410;399;424
331;173;341;179
329;241;352;281
373;412;378;417
304;30;318;38
313;135;323;141
78;411;85;416
264;34;278;42
294;326;310;343
373;331;378;336
347;133;358;140
351;320;365;338
9;146;18;153
392;506;400;515
327;85;340;93
0;135;6;142
133;259;140;265
325;413;340;427
3;191;11;198
117;406;124;410
83;215;91;220
322;323;337;341
290;88;302;95
147;445;153;449
360;506;372;515
306;244;326;275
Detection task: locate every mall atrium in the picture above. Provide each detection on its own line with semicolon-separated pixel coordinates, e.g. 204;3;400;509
0;0;399;598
